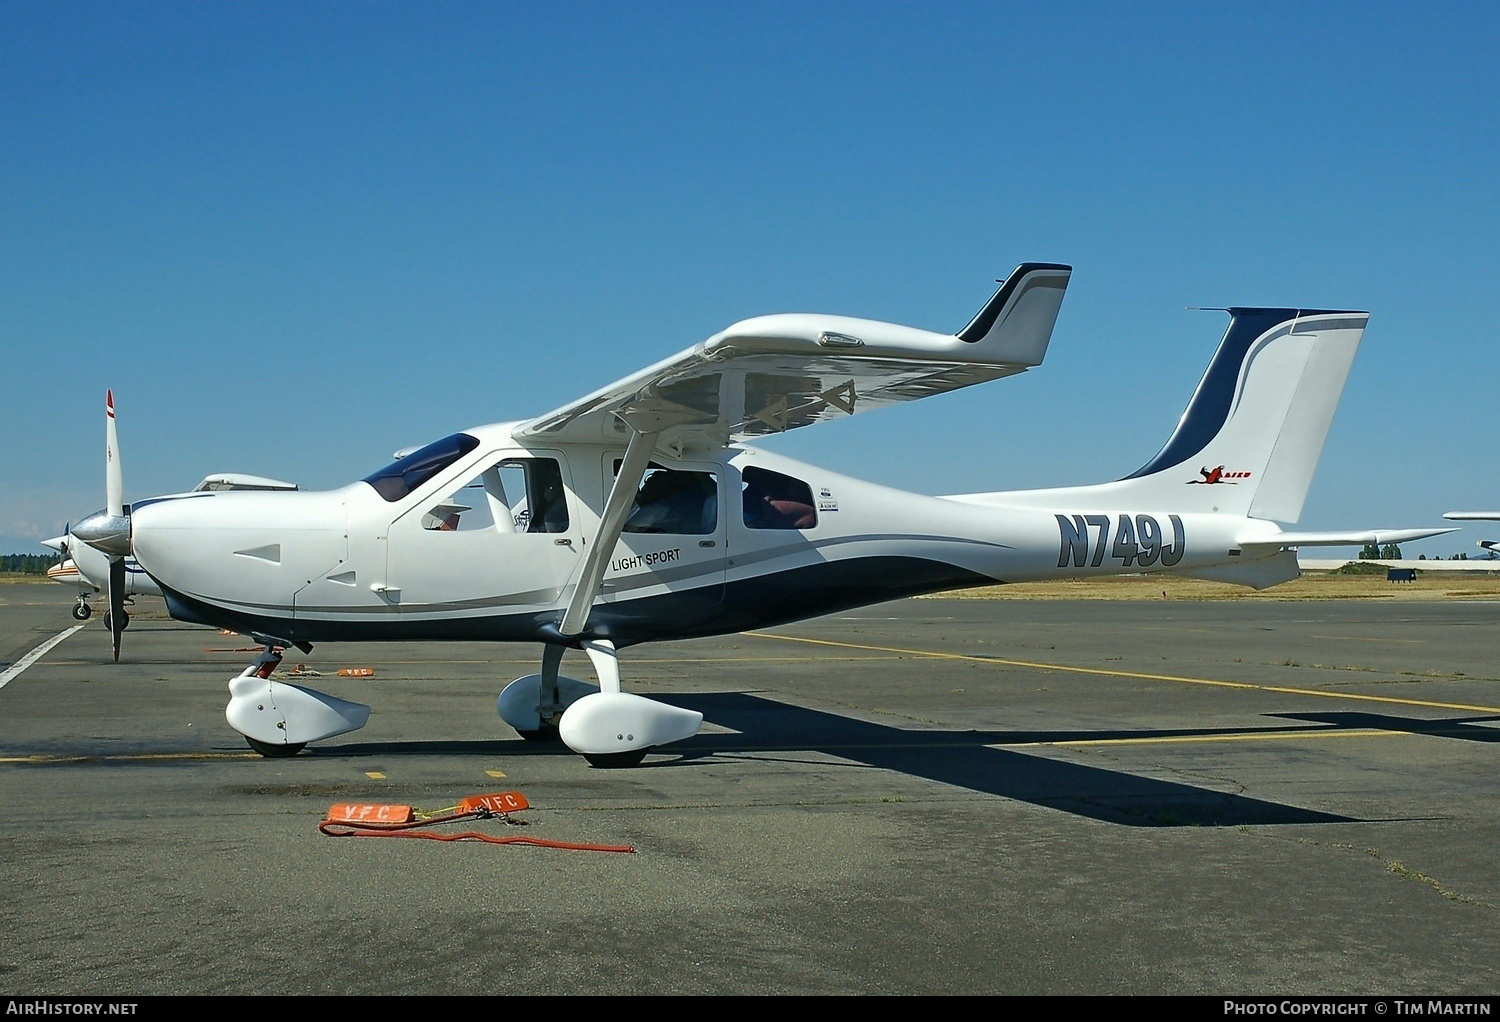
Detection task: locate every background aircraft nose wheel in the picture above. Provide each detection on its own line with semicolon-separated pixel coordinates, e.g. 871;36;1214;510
245;736;306;758
72;601;92;621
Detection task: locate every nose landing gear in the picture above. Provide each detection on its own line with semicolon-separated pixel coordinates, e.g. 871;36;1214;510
226;640;372;758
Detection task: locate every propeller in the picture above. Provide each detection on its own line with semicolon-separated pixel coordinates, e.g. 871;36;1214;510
104;390;126;662
72;389;132;662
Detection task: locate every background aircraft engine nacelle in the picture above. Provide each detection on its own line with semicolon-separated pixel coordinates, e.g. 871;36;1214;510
558;692;703;756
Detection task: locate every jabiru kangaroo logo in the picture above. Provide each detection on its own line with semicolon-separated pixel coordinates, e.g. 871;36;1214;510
1188;465;1251;485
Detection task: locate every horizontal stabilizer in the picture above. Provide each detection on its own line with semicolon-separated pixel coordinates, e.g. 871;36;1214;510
1236;526;1458;553
1444;511;1500;521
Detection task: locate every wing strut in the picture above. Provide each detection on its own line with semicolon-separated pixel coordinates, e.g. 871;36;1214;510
556;426;661;638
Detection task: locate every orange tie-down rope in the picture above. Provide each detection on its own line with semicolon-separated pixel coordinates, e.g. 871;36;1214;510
318;792;634;853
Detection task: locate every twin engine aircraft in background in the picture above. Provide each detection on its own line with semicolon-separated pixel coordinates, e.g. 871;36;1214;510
40;533;150;625
1442;510;1500;557
71;263;1456;766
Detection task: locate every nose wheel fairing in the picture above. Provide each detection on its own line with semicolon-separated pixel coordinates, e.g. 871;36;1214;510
226;649;371;755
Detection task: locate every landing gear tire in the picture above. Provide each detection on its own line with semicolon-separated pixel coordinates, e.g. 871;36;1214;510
72;603;91;621
516;724;562;743
584;748;650;769
245;736;306;758
103;610;129;632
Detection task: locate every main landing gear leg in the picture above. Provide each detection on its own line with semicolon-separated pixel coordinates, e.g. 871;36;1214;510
225;642;372;758
576;640;648;769
497;644;596;743
521;644;566;742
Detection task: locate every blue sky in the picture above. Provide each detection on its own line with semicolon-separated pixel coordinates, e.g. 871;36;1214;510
3;1;1498;557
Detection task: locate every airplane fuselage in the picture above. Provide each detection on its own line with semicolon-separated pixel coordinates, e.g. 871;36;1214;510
128;421;1271;649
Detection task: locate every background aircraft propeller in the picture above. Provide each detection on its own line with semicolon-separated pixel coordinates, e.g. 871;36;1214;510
104;390;127;661
72;391;132;660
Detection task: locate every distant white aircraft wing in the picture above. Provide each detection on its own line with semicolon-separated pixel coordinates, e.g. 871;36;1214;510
1444;511;1500;521
514;263;1071;456
193;473;299;492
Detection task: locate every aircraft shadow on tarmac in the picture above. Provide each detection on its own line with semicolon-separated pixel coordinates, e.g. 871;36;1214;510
1275;711;1500;744
325;691;1424;828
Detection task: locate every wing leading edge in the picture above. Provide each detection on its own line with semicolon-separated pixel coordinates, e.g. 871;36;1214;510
515;263;1071;454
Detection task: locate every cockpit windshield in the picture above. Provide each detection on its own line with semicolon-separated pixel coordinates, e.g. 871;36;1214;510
363;433;480;502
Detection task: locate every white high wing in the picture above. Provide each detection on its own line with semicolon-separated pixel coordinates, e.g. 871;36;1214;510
71;265;1455;765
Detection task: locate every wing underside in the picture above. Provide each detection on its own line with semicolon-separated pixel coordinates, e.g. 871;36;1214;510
515;264;1071;455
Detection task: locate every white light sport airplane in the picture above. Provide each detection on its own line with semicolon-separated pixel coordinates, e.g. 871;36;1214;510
71;263;1456;765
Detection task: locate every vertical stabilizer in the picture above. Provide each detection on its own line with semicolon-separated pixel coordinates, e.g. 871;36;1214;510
955;308;1368;524
1117;308;1366;521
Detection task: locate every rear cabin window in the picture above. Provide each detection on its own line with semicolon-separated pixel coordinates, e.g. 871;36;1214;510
741;466;817;530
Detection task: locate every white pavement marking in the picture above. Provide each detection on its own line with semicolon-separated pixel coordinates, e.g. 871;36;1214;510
0;625;86;690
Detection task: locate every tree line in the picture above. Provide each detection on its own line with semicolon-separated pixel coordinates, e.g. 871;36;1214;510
1359;544;1480;561
1;554;56;575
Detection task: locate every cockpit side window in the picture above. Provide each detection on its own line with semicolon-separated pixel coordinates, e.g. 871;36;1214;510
518;458;570;534
363;433;481;502
416;456;570;534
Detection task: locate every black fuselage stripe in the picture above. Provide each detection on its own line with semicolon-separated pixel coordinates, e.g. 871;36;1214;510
160;556;998;650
